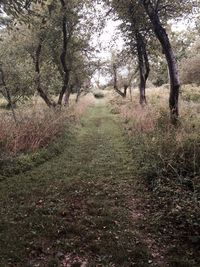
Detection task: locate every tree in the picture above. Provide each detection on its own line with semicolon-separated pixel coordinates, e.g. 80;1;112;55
180;38;200;85
0;65;18;123
0;0;94;107
101;50;138;98
57;0;94;105
105;0;150;105
0;29;35;107
140;0;180;121
139;0;196;121
105;0;197;119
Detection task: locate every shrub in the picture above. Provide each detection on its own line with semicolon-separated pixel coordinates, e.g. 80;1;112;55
180;55;200;85
181;85;200;103
0;94;94;158
93;92;104;99
112;93;200;242
132;117;200;189
0;111;67;156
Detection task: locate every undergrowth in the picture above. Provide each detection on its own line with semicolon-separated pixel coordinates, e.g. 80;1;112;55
93;91;105;99
0;102;150;267
0;94;94;177
112;88;200;266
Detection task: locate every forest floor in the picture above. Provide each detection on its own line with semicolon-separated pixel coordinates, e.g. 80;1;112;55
0;99;196;267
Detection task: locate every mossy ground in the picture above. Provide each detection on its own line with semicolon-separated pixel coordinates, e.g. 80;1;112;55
0;100;151;267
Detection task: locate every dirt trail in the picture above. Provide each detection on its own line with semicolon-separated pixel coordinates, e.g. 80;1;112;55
0;100;157;266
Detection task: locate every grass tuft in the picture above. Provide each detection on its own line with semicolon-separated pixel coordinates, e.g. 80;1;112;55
112;86;200;266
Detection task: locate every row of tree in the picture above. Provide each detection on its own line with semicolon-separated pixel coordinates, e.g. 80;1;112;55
0;0;199;122
104;0;198;122
0;0;97;111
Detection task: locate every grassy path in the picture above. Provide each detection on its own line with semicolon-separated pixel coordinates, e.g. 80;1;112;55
0;101;151;267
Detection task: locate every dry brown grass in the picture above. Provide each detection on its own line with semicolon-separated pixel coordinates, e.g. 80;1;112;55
110;85;200;190
0;94;95;156
71;93;95;118
110;86;200;267
112;86;200;136
0;110;68;156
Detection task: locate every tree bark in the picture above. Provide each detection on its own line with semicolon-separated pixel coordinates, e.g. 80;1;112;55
142;0;180;122
63;89;71;106
129;87;133;102
113;63;126;97
35;42;55;108
123;85;128;97
135;31;149;106
58;0;70;106
75;84;82;103
0;67;17;124
76;89;81;103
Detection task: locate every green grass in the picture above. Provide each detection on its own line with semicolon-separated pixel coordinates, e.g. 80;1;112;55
0;131;73;179
0;101;150;267
181;85;200;103
112;95;200;267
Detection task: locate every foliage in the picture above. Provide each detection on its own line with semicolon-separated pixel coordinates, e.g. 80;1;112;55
181;85;200;102
179;24;200;85
0;94;94;175
0;103;150;267
0;0;96;107
0;31;35;105
112;88;200;266
93;91;104;98
181;54;200;85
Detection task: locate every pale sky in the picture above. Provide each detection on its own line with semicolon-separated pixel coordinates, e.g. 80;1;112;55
91;3;197;87
91;13;125;86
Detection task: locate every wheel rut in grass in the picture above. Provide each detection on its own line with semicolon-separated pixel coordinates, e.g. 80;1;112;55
0;100;153;267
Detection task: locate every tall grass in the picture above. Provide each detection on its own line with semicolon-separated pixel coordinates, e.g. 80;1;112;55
0;94;95;157
0;112;65;155
112;87;200;241
114;87;200;186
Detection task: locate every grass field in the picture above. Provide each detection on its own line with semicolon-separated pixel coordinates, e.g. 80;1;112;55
0;88;199;266
0;99;152;267
111;86;200;267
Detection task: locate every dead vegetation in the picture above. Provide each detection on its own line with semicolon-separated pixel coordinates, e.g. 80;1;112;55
0;94;95;156
111;85;200;266
0;94;95;179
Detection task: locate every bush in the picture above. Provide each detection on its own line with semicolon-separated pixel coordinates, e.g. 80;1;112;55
113;94;200;244
93;92;104;99
181;85;200;103
180;55;200;85
132;116;200;189
0;111;66;156
0;95;94;177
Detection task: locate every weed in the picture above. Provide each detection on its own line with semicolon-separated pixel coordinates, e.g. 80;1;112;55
0;102;150;267
112;87;200;266
93;92;104;99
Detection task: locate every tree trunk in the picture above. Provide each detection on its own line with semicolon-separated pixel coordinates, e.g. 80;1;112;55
0;67;17;124
63;89;71;106
142;0;180;122
139;73;147;105
129;87;133;102
35;42;55;108
123;85;128;97
76;86;82;103
113;63;126;97
58;0;70;106
136;31;149;106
